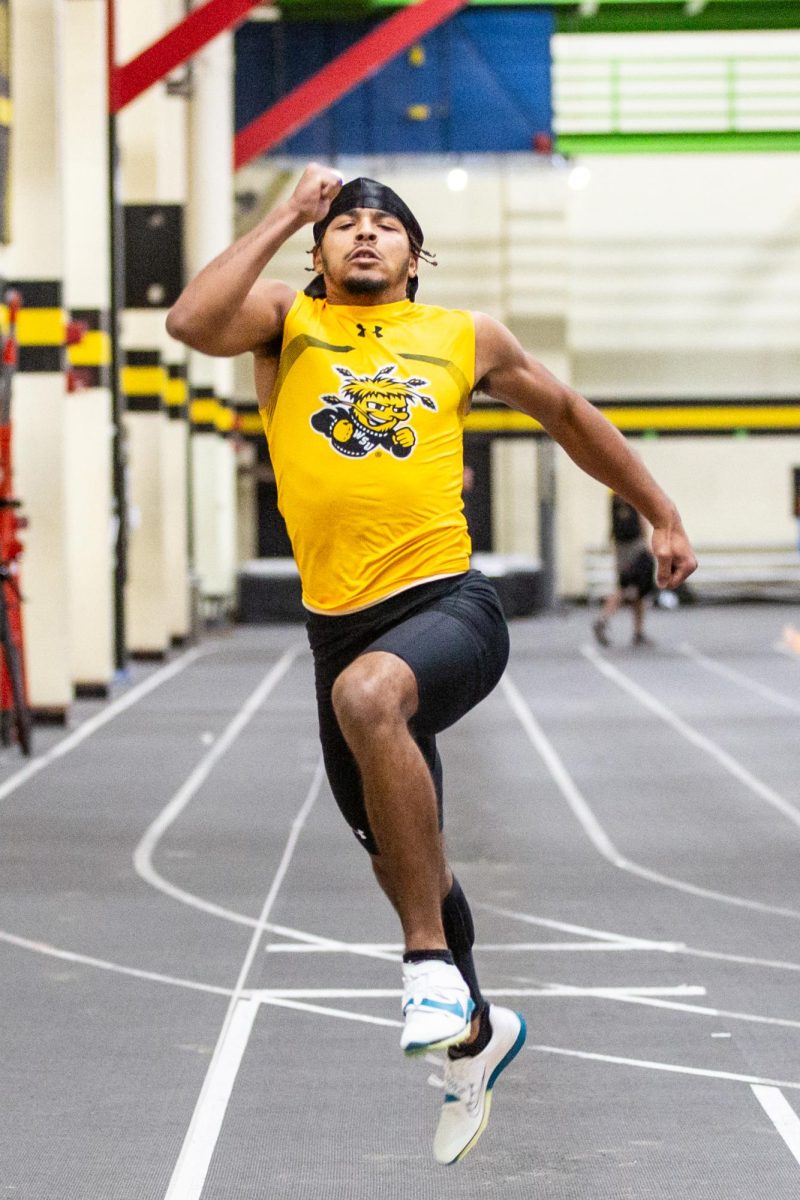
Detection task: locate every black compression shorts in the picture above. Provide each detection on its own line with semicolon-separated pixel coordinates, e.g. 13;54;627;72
305;570;510;854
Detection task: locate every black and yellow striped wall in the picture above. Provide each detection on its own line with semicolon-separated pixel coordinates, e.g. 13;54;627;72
165;363;188;420
5;280;65;373
465;398;800;439
190;386;235;436
122;350;165;411
68;309;111;389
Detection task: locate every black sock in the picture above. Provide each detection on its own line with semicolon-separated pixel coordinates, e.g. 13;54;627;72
449;1003;492;1059
441;876;485;1011
402;948;454;965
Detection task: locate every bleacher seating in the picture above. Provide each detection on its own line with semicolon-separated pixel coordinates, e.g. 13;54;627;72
584;544;800;603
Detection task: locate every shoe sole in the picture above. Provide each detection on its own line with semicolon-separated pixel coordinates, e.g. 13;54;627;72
403;1020;473;1057
440;1013;528;1165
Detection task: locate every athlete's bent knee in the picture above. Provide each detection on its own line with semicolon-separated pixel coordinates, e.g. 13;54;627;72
332;653;416;741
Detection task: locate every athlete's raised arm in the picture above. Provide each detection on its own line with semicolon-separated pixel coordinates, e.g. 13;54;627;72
473;311;697;590
166;162;343;357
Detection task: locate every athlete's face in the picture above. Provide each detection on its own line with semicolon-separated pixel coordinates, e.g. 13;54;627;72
314;208;418;303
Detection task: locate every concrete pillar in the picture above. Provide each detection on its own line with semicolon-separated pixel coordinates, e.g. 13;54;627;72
163;355;192;642
185;18;237;606
3;0;71;717
63;0;115;694
117;0;190;655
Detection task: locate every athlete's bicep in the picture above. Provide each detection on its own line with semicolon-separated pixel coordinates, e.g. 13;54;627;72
472;312;571;425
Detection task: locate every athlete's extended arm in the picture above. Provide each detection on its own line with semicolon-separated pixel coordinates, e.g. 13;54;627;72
473;313;697;589
165;163;343;356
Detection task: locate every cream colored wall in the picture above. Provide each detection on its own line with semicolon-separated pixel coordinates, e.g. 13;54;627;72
4;0;72;710
63;0;115;688
567;152;800;397
240;147;799;591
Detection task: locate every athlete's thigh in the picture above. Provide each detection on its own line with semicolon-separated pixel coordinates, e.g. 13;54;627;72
365;571;509;736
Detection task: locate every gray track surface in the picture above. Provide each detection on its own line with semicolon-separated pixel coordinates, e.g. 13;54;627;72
2;604;800;1198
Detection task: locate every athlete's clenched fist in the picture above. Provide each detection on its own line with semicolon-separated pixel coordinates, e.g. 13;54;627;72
288;163;344;226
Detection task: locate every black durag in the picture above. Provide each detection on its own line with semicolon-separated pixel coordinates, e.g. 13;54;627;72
305;177;427;301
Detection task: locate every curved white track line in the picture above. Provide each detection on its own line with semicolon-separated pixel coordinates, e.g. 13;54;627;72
0;645;209;804
679;643;800;716
501;671;800;922
164;759;323;1200
583;643;800;834
134;645;301;898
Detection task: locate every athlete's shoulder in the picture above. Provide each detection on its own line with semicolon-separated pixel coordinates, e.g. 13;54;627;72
411;301;474;326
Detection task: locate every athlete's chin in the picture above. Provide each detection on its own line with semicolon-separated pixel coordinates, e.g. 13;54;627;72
341;271;388;297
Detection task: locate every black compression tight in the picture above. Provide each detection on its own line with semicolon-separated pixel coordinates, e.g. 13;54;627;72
441;876;486;1014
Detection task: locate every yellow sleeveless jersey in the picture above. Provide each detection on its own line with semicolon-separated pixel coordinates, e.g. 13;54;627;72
261;292;475;613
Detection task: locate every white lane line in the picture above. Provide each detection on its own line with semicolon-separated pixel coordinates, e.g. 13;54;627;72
530;1045;800;1090
135;645;302;899
163;760;323;1200
478;898;800;975
264;939;681;954
0;928;233;997
0;646;208;804
501;671;800;922
542;982;800;1031
259;996;403;1029
582;643;800;835
678;945;800;973
252;984;704;1000
473;900;686;950
680;644;800;716
262;921;401;962
752;1086;800;1167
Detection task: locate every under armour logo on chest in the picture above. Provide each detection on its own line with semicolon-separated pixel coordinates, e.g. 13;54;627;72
356;324;383;339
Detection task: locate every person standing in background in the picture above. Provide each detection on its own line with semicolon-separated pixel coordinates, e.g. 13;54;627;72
593;493;657;647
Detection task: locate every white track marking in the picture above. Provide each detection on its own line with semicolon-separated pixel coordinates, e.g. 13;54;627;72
678;945;800;973
473;901;686;949
0;928;233;996
135;646;301;896
752;1086;800;1167
480;899;800;975
539;982;800;1030
530;1045;800;1090
582;643;800;834
0;646;208;804
163;760;322;1200
264;939;681;954
679;644;800;716
262;921;401;962
258;996;403;1029
252;984;704;1000
502;671;800;921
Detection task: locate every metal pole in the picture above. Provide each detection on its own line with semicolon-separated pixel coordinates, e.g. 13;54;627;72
106;0;127;670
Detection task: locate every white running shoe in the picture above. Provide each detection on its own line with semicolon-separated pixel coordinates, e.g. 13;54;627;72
400;959;474;1056
433;1005;527;1164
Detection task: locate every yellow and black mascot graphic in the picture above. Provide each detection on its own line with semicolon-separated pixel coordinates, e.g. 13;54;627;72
310;364;436;459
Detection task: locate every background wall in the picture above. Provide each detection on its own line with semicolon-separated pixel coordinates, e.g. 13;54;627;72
233;141;800;594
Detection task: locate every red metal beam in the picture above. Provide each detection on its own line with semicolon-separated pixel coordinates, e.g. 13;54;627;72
234;0;469;169
109;0;270;113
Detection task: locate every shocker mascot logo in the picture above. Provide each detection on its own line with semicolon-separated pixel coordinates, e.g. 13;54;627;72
310;364;436;459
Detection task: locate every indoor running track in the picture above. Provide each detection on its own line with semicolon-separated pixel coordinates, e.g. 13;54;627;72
2;602;800;1199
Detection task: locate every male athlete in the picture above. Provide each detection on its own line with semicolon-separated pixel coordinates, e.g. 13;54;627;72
167;163;697;1164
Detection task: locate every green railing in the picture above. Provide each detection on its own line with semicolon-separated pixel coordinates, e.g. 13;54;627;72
554;51;800;152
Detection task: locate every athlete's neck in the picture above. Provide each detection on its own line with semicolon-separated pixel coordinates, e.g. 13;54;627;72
323;282;409;307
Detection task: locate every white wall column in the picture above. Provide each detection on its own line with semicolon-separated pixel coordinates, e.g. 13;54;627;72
185;18;237;604
118;0;189;655
63;0;115;694
3;0;71;715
